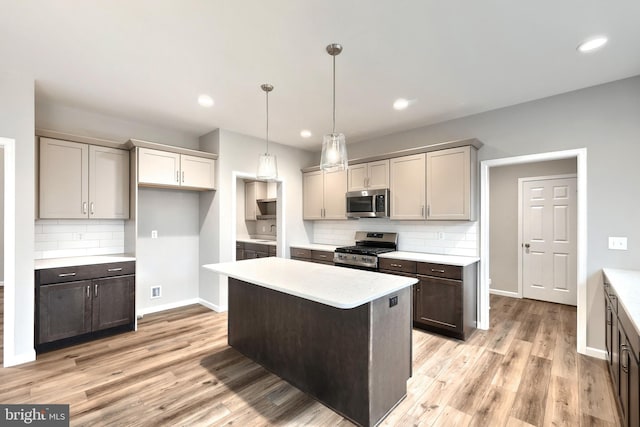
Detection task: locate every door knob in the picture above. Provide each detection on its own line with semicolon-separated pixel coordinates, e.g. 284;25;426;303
524;243;530;249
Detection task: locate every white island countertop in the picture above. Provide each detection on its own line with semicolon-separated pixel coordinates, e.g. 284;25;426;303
379;251;480;266
35;254;136;270
203;257;417;309
603;268;640;334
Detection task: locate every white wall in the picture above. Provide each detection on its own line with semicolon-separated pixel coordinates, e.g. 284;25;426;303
136;188;200;313
34;220;125;259
344;75;640;351
0;147;3;281
198;129;315;310
313;220;477;256
0;72;36;365
489;159;577;294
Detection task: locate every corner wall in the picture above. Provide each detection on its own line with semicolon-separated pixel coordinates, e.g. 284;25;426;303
344;75;640;351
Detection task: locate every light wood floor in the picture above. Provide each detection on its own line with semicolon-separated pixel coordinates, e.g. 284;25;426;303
0;292;621;426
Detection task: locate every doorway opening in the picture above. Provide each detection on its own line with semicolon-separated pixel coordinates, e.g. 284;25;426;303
480;148;589;356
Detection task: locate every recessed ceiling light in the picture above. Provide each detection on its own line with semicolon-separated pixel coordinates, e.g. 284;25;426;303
393;98;410;110
577;36;608;53
198;94;214;107
300;130;312;138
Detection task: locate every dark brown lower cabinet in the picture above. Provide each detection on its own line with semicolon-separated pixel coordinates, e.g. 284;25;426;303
36;261;135;351
237;242;275;260
603;277;640;427
414;275;462;337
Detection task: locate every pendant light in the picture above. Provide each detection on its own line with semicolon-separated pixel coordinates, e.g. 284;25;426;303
257;83;278;180
320;43;348;172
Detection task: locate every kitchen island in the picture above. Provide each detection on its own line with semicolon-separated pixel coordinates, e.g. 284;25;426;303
203;257;417;427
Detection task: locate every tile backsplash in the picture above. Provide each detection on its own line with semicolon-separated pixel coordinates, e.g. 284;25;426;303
35;219;125;259
313;219;478;257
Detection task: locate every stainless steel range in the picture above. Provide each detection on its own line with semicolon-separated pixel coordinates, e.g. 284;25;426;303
333;231;398;270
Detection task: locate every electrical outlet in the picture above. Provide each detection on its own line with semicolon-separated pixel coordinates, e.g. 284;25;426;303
608;237;628;250
151;286;161;298
389;296;398;307
151;230;158;239
438;232;445;240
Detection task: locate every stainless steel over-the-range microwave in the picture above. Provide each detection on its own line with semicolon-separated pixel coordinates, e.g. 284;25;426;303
346;189;390;218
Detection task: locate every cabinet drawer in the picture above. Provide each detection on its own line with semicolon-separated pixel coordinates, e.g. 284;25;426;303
236;242;244;249
417;262;462;280
38;262;136;285
244;243;270;254
269;245;277;256
311;250;334;263
605;283;618;314
379;258;416;274
290;247;311;259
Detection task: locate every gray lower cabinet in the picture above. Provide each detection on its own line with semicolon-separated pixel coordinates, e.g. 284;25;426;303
36;261;135;350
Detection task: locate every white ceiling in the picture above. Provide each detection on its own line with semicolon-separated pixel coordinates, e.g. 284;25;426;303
2;1;639;150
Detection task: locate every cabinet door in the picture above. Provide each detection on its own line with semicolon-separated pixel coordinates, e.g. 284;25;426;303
181;154;215;189
91;275;135;332
426;146;471;220
347;163;368;191
89;145;129;219
245;181;267;220
605;296;613;368
630;349;639;427
390;154;426;220
38;280;92;344
138;148;181;187
323;169;347;219
303;171;324;220
414;275;462;336
39;138;89;219
367;159;390;190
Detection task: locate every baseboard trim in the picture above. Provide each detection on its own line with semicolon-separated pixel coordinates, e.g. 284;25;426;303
584;346;607;360
198;298;227;313
3;349;36;368
137;298;200;317
489;288;520;298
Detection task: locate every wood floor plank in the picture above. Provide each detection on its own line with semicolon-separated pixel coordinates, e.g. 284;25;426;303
511;355;553;426
0;290;622;427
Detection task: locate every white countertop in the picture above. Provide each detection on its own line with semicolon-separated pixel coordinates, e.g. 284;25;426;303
236;237;277;246
203;257;416;309
289;243;339;251
603;268;640;334
35;254;136;270
379;251;480;266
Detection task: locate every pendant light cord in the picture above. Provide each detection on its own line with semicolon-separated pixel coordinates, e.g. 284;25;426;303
332;54;336;134
265;90;269;154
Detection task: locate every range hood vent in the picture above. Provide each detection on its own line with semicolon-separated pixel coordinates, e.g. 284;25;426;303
256;198;276;219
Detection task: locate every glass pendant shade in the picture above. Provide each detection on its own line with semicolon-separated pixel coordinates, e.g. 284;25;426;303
320;132;348;172
257;152;278;180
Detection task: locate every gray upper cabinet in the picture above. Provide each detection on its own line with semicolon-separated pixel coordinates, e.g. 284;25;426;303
245;181;267;221
390;154;426;220
426;146;476;221
39;137;129;219
138;147;215;190
347;159;389;191
303;169;347;220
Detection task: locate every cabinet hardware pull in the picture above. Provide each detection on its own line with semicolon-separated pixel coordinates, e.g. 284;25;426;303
94;284;99;297
427;205;430;217
86;285;90;298
390;263;402;268
431;269;445;273
90;202;95;215
82;202;88;214
318;255;327;258
176;170;180;182
421;205;424;217
58;272;76;277
108;267;123;272
621;345;629;373
182;171;185;182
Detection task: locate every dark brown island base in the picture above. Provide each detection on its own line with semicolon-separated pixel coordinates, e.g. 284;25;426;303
204;257;417;427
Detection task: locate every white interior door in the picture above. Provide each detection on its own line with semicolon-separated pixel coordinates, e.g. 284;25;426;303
521;176;577;305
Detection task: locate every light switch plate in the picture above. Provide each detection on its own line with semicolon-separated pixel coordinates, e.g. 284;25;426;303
608;237;627;250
